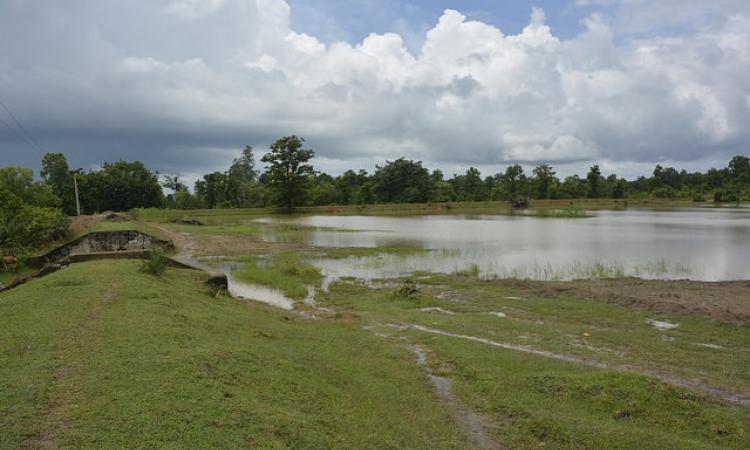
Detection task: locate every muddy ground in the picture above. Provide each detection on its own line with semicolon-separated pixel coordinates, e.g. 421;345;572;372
504;278;750;323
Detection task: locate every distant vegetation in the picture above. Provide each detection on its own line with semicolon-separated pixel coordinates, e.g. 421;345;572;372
0;135;748;256
34;141;750;213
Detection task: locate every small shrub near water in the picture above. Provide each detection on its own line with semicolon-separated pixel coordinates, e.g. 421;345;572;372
140;249;169;275
394;279;420;299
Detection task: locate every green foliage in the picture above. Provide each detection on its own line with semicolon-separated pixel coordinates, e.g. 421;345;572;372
0;166;60;208
139;249;168;275
394;279;421;299
371;158;433;203
0;188;70;255
261;135;316;211
41;152;75;214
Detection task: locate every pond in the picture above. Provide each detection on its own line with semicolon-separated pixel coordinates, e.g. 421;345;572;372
257;206;750;283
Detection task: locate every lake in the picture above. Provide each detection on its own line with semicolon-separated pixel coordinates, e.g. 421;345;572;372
257;206;750;283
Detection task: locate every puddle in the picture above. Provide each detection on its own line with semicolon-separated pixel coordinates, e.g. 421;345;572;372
227;274;295;310
695;343;724;349
646;319;680;331
419;307;456;315
175;255;295;310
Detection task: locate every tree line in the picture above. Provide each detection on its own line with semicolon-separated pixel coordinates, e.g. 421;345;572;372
5;135;750;217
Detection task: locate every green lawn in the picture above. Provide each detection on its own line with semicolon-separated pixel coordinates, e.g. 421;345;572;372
1;258;748;449
0;261;465;448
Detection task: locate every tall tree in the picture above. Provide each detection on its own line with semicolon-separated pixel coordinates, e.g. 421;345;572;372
195;172;229;209
586;165;603;198
41;153;75;213
532;164;557;199
501;164;528;203
227;146;259;207
261;136;316;211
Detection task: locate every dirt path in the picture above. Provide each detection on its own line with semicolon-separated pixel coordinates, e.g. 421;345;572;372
410;345;504;449
396;323;750;407
34;280;118;449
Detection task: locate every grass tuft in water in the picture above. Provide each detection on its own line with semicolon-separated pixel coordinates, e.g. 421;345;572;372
232;253;322;299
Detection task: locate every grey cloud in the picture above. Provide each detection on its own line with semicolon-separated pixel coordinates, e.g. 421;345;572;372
1;0;748;183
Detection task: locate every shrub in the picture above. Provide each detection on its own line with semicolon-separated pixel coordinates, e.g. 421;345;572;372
140;249;168;275
0;188;70;255
394;279;420;299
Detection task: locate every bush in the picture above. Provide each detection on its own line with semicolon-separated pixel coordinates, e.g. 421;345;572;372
394;279;420;299
0;188;70;255
140;249;169;275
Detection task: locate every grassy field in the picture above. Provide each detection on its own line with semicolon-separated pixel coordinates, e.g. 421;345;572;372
2;204;749;449
0;261;467;448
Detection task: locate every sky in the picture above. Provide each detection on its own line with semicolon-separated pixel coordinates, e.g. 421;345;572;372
1;0;749;186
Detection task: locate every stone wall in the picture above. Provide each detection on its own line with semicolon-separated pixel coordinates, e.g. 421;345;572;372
28;231;174;268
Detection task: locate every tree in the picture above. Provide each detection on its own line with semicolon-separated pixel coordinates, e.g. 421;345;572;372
0;166;59;208
261;136;316;211
501;164;528;205
455;167;484;201
371;158;432;203
728;155;750;181
586;165;603;198
162;175;188;193
227;146;258;207
93;161;164;211
41;152;75;214
195;172;229;209
532;164;557;199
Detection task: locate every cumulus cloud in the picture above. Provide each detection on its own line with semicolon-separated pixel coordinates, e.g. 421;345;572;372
0;0;748;182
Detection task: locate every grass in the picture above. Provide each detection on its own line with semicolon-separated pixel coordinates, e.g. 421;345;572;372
0;261;467;448
535;205;590;218
316;274;750;448
321;274;750;395
313;246;429;259
4;205;749;448
232;253;323;299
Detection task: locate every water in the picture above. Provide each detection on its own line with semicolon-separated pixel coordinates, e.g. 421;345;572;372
173;255;296;310
257;206;750;282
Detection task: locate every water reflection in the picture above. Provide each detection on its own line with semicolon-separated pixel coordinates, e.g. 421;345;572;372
259;206;750;282
174;255;295;310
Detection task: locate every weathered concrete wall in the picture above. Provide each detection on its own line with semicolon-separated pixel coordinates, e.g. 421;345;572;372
28;231;174;268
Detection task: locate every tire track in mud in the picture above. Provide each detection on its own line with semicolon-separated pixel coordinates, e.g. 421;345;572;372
395;323;750;407
410;345;504;449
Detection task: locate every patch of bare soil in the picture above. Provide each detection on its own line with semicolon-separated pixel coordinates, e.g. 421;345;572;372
69;214;106;237
502;278;750;323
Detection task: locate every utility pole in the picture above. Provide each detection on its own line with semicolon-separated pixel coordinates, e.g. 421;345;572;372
71;169;82;216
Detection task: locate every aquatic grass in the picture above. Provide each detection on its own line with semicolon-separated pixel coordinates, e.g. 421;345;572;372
232;253;322;299
535;205;590;218
315;246;429;259
453;263;481;277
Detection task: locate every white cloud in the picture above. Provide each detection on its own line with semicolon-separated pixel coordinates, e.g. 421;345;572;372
0;0;748;178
